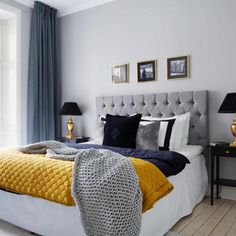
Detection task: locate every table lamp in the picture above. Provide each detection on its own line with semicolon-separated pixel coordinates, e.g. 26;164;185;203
60;102;82;139
218;93;236;146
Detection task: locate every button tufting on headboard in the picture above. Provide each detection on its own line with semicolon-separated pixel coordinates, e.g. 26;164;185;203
96;90;208;147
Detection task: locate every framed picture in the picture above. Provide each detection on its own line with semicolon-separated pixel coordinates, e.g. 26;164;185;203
167;56;189;80
111;63;129;84
137;60;157;82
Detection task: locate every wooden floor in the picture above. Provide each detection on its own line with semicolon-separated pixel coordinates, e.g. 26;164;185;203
171;197;236;236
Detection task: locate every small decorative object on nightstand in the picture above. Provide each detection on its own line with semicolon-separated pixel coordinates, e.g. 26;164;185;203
218;93;236;146
57;137;90;144
208;143;236;205
60;102;82;139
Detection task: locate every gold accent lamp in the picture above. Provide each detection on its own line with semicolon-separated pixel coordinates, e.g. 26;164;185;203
60;102;82;139
218;93;236;146
231;117;236;146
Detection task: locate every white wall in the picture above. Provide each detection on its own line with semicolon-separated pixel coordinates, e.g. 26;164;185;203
0;0;31;145
60;0;236;178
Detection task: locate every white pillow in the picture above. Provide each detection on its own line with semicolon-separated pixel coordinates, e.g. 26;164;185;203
158;121;171;148
142;112;190;149
92;116;106;144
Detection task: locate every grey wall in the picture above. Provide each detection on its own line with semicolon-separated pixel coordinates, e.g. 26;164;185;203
60;0;236;178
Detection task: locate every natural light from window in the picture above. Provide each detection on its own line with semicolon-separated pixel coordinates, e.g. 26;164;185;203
0;8;17;147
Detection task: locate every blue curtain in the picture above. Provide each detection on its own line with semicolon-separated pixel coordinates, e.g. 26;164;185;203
27;1;61;143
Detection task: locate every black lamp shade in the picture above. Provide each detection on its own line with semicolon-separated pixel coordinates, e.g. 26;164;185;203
218;93;236;113
60;102;82;115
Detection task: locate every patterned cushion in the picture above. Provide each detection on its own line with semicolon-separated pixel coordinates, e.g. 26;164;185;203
103;114;141;148
0;148;74;205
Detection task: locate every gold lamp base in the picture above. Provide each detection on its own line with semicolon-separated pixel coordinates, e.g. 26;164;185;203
230;117;236;147
66;117;76;139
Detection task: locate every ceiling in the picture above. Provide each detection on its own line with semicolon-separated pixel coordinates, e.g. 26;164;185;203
14;0;115;17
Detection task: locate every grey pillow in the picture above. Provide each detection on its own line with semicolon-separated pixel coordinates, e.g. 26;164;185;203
136;122;160;151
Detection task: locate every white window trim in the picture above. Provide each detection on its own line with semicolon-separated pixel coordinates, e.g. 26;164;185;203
0;2;22;145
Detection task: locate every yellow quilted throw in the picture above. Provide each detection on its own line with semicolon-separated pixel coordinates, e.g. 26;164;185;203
0;148;173;212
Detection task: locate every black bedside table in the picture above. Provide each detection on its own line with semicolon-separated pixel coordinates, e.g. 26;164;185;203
57;137;90;144
208;144;236;205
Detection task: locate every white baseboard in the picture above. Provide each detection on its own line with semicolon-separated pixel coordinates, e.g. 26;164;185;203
206;184;236;201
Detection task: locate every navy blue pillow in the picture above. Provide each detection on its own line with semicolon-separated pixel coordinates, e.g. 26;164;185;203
103;114;142;148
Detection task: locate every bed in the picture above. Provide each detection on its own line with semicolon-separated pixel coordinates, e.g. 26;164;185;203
0;90;208;236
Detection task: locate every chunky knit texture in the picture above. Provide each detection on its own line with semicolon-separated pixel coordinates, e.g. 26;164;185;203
19;140;79;160
19;141;142;236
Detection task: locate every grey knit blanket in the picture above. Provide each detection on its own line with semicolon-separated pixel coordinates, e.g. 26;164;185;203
19;141;142;236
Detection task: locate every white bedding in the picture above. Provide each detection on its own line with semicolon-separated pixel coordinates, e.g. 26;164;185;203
173;145;204;160
0;145;208;236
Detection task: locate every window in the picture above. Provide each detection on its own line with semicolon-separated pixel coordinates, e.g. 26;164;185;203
0;11;17;147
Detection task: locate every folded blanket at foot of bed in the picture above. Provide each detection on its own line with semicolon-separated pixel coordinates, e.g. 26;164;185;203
0;147;173;212
72;148;143;235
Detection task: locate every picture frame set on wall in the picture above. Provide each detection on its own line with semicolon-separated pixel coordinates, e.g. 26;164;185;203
137;60;157;82
111;63;129;84
167;56;189;80
111;55;190;84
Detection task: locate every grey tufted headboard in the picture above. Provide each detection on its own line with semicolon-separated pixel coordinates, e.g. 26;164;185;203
96;90;208;147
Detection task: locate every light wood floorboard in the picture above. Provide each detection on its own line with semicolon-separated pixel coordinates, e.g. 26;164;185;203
210;202;236;236
171;198;209;233
171;198;236;236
